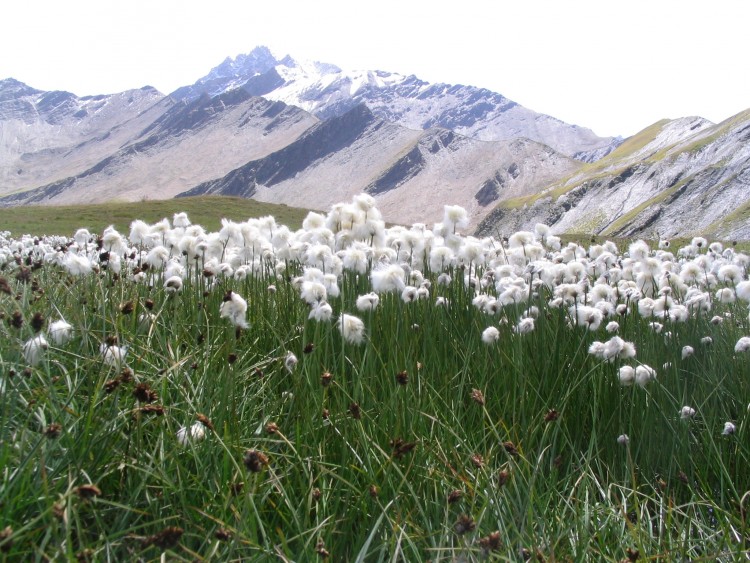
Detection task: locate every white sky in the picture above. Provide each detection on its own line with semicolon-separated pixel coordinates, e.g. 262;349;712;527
2;0;748;137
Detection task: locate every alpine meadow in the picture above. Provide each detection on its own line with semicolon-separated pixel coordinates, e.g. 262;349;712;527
0;193;748;561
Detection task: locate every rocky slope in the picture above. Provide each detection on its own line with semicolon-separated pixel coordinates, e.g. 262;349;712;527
0;78;167;195
0;89;317;205
476;110;750;239
179;104;579;229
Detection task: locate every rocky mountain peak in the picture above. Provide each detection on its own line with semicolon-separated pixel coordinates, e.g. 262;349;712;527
0;78;43;101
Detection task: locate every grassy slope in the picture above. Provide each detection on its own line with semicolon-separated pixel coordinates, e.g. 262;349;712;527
0;196;312;237
495;119;673;211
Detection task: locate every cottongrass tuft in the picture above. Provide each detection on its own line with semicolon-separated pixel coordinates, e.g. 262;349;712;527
219;291;249;329
337;313;366;345
680;406;696;419
481;326;500;344
284;352;298;373
176;422;206;446
722;422;736;435
23;334;48;366
734;337;750;353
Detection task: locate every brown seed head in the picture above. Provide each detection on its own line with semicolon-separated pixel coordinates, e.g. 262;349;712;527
142;526;183;550
227;353;238;364
312;487;322;502
453;514;476;535
144;298;155;310
315;538;329;559
396;370;408;385
0;277;11;295
31;311;45;333
390;438;417;459
133;383;158;403
214;528;231;541
320;371;333;386
349;402;361;420
369;484;379;498
44;423;62;439
322;408;330;420
75;484;102;499
10;311;23;329
447;489;463;504
625;547;640;561
243;449;269;473
118;366;133;383
265;422;279;435
470;453;484;469
139;404;165;416
196;413;214;432
470;388;485;406
544;409;559;422
502;441;519;456
120;301;135;315
678;470;688;485
303;342;315;354
104;378;121;393
15;267;31;284
497;469;511;487
478;531;502;552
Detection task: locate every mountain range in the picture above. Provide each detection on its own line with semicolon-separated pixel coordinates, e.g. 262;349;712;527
1;46;748;237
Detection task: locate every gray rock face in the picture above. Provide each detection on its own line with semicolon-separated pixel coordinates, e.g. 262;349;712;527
0;78;166;193
180;104;579;229
476;112;750;239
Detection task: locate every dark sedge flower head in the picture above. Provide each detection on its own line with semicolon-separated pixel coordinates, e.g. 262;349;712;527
120;301;135;315
447;489;463;504
142;526;184;550
31;311;45;333
44;423;62;439
503;441;519;456
133;382;158;403
544;409;559;422
478;531;502;553
390;438;417;459
453;514;476;535
243;449;269;473
320;371;333;386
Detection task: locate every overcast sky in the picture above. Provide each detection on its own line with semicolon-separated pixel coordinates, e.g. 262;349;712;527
2;0;748;137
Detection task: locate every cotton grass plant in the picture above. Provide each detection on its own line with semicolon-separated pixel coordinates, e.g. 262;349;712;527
0;197;748;561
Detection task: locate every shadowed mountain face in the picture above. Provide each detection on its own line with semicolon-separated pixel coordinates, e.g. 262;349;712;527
0;87;317;206
476;111;750;239
180;105;579;229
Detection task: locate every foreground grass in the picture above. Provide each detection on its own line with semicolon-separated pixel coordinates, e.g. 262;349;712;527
0;196;309;237
0;220;748;561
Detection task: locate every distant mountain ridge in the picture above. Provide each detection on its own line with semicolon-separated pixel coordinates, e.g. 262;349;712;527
171;46;619;159
1;46;748;238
